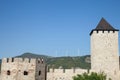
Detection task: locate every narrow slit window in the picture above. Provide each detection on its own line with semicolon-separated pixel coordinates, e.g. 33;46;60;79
39;71;41;75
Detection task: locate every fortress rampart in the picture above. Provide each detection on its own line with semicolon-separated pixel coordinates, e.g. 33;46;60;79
0;58;46;80
2;58;45;64
48;68;88;73
47;68;88;80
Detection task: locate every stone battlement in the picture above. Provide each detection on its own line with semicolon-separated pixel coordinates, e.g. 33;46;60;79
1;57;46;80
48;68;88;73
92;30;118;34
2;57;45;64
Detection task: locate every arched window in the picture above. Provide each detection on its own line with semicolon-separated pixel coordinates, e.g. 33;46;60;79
39;71;41;75
24;71;28;75
7;70;10;75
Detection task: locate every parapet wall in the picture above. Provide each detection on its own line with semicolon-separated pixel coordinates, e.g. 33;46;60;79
92;30;118;34
2;58;45;64
48;68;87;73
47;69;120;80
47;68;88;80
1;57;46;80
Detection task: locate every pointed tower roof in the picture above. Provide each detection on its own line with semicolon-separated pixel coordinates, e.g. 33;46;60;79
90;18;119;35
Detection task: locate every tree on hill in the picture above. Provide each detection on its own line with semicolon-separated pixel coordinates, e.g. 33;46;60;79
73;72;111;80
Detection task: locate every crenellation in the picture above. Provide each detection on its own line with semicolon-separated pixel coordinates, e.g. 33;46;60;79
2;58;39;64
36;58;45;64
47;68;87;74
74;69;87;73
2;58;7;63
30;58;36;63
93;30;118;35
65;69;74;73
24;58;29;63
49;68;54;73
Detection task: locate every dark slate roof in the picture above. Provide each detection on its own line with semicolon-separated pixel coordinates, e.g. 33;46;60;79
90;18;119;35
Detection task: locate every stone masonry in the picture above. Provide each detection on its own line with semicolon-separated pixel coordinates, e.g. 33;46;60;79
0;58;46;80
90;18;120;80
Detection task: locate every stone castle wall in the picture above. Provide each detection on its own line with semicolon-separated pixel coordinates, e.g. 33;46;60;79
35;58;46;80
0;58;46;80
47;69;120;80
91;31;119;71
47;68;87;80
91;31;120;80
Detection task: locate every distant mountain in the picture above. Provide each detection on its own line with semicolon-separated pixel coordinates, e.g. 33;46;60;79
16;52;52;59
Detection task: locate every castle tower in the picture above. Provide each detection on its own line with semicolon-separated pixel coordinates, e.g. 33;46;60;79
90;18;119;73
1;58;46;80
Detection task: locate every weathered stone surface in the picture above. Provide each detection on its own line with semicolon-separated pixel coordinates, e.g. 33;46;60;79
90;30;120;80
0;58;46;80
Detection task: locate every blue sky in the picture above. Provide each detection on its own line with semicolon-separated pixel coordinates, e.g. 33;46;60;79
0;0;120;58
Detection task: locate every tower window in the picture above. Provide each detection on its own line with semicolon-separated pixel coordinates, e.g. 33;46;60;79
39;71;41;75
7;70;10;75
24;71;28;75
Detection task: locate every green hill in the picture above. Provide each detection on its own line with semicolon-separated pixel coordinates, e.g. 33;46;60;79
16;52;52;60
47;56;91;69
0;53;91;70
